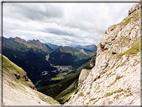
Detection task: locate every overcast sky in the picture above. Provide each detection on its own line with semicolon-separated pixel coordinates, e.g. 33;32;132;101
3;3;135;46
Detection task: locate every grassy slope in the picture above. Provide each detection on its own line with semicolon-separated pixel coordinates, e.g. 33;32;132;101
54;79;78;104
37;73;79;99
3;55;59;105
3;55;35;89
36;51;96;88
117;38;140;58
37;58;93;104
54;59;93;104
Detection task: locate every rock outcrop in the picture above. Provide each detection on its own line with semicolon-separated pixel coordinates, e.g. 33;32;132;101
3;55;60;105
90;56;96;67
128;3;141;15
65;3;140;105
78;69;90;89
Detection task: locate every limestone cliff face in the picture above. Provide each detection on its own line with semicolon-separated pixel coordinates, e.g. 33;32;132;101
3;55;60;105
65;3;140;105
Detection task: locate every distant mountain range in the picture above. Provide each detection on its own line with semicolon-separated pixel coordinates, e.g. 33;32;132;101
13;37;53;52
2;36;98;105
72;44;97;52
2;36;97;102
2;36;96;82
44;43;97;52
45;43;59;50
2;37;56;84
48;45;93;67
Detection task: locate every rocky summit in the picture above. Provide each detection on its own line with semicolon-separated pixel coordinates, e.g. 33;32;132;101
14;37;52;52
65;3;140;105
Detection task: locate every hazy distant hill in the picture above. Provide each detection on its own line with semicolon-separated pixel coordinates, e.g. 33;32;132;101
73;44;97;52
0;36;8;41
49;46;96;67
45;43;59;50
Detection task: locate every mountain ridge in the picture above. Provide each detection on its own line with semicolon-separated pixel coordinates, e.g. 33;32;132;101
13;37;53;52
73;44;97;52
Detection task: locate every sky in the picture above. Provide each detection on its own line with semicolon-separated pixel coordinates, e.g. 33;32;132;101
3;3;136;46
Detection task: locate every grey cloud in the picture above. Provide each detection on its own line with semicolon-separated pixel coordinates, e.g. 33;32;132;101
45;28;75;36
3;3;135;46
58;3;135;34
4;3;64;21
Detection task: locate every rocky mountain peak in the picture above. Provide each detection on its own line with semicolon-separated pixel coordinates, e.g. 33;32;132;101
27;39;40;44
98;3;140;56
12;37;53;52
128;3;141;15
14;37;27;44
27;39;53;52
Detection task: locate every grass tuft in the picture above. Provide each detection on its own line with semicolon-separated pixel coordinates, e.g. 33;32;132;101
78;92;84;97
117;39;139;58
107;75;122;87
89;98;95;102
